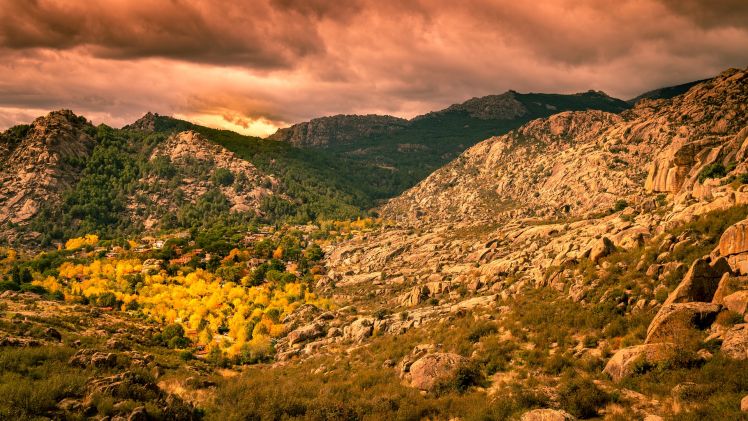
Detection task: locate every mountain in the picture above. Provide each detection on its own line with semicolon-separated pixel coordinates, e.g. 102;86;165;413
0;111;96;243
382;68;747;226
627;78;710;104
267;89;631;203
0;112;370;247
267;114;409;148
3;68;748;420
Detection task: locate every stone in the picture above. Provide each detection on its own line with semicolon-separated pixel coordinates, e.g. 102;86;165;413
663;257;731;305
645;302;721;344
407;352;468;392
721;324;748;360
91;352;118;368
741;395;748;412
603;343;676;381
343;318;374;343
106;338;127;350
719;219;748;257
723;291;748;316
590;237;615;263
520;408;576;421
287;322;326;346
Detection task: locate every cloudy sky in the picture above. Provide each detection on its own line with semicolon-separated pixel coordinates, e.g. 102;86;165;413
0;0;746;137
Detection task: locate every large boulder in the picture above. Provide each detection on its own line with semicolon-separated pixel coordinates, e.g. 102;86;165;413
520;408;576;421
343;318;374;343
719;219;748;274
590;237;615;263
723;291;748;316
287;321;326;346
603;343;676;382
721;324;748;360
407;352;469;392
663;257;731;305
645;302;721;344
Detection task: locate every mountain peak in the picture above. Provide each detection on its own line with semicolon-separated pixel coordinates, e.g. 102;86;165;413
125;111;161;132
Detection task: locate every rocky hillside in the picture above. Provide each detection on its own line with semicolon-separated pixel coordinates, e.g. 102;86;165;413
133;131;282;230
268;114;409;148
266;90;632;205
268;67;748;419
0;111;95;243
0;113;294;246
383;68;748;226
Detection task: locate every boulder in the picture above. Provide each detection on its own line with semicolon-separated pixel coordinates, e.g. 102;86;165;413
663;257;731;305
723;291;748;316
603;343;676;382
520;408;576;421
287;322;326;346
343;318;374;343
721;324;748;360
719;219;748;274
590;237;615;263
645;302;721;344
719;219;748;257
408;352;468;392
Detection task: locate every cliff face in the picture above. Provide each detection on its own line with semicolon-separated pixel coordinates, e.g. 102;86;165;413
267;114;409;148
0;110;95;241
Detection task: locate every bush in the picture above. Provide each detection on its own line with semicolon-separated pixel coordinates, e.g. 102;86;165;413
698;163;727;183
613;199;628;212
557;375;609;418
211;168;235;186
158;323;190;349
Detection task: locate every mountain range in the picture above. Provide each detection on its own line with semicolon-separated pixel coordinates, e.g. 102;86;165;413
0;83;688;247
4;68;748;420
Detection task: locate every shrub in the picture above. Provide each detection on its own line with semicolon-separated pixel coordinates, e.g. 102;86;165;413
613;199;628;212
467;321;498;343
557;375;609;418
698;163;727;183
211;168;235;186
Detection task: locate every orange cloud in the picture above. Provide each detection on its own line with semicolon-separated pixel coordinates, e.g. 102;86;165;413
0;0;746;136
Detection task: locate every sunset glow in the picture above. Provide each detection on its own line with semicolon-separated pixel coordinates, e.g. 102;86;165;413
1;0;747;136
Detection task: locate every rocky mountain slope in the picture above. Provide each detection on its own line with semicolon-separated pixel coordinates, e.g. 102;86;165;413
267;114;409;148
265;90;632;204
0;113;292;246
0;111;95;243
273;68;748;418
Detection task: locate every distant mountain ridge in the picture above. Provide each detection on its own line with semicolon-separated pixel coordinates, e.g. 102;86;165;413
627;78;710;104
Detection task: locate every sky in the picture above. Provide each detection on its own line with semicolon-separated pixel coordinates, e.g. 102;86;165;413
0;0;746;137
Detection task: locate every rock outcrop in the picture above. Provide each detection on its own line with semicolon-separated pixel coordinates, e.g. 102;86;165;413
405;352;469;392
645;302;721;344
721;324;748;360
268;114;408;148
663;257;732;305
603;343;676;382
0;110;95;241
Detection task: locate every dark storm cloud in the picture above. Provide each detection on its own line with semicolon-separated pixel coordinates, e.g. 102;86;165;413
0;0;746;136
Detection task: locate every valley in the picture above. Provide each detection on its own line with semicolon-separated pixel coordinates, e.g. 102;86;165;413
1;68;748;421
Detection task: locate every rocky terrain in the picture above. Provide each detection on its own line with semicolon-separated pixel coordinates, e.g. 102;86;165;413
2;68;748;419
268;114;409;148
134;130;282;229
259;68;748;418
0;110;95;243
